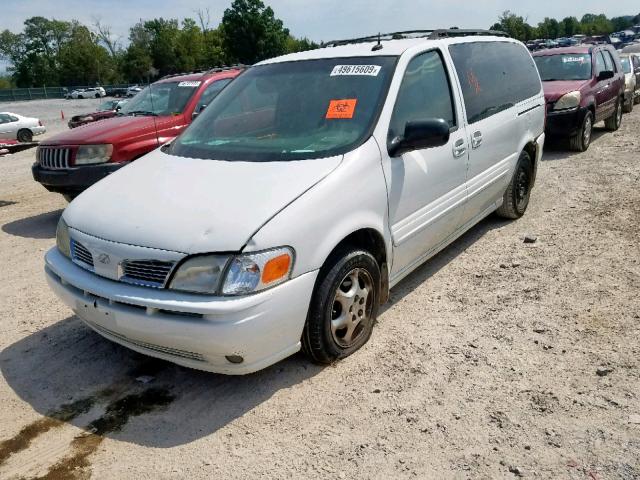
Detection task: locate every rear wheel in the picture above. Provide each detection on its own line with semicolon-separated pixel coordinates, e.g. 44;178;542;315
634;94;640;105
569;111;593;152
623;95;634;113
17;129;33;143
604;97;623;131
302;248;380;364
496;151;533;220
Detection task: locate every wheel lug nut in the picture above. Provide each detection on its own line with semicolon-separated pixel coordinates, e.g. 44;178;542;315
358;310;363;316
359;298;364;305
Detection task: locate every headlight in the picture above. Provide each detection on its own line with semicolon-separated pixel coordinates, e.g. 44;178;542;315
169;255;229;294
75;144;113;165
222;247;294;295
553;91;581;111
56;217;71;258
168;247;294;295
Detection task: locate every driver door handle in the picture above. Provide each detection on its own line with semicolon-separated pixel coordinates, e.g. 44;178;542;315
453;139;467;158
471;131;483;149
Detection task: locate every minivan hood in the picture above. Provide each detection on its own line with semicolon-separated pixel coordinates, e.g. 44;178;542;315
64;149;343;253
542;80;590;102
43;115;179;145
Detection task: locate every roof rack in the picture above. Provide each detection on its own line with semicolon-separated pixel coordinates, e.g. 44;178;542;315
323;29;508;47
158;64;247;80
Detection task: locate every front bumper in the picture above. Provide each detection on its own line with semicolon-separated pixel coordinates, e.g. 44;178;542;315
545;106;588;138
32;162;124;195
45;248;318;375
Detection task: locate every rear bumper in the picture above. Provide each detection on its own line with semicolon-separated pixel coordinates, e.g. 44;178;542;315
32;162;125;195
545;106;588;138
44;248;318;375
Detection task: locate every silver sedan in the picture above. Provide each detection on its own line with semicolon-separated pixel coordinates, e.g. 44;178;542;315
0;112;46;142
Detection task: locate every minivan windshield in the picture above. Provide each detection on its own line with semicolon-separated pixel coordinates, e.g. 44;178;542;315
620;57;632;74
119;81;198;116
534;54;592;81
170;57;397;161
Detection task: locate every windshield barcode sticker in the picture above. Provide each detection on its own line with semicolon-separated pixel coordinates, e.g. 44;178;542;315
178;81;201;87
562;57;586;63
330;65;381;76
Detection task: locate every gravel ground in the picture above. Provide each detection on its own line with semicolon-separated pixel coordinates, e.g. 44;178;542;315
0;99;638;480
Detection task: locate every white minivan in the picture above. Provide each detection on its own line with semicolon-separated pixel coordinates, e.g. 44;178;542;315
46;30;545;374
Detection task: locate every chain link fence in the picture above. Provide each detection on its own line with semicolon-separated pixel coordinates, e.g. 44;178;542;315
0;84;139;102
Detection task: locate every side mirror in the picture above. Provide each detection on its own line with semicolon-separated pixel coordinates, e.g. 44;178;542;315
388;119;450;157
192;104;207;119
597;70;615;81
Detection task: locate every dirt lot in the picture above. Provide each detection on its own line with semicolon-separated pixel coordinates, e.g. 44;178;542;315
0;99;639;480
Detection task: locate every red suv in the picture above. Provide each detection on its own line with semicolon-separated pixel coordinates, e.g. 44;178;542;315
533;45;625;151
33;67;242;200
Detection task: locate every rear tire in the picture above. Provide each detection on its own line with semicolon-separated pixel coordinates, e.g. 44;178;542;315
634;94;640;105
569;111;593;152
604;97;623;131
302;248;380;364
496;151;533;220
17;129;33;143
623;95;634;113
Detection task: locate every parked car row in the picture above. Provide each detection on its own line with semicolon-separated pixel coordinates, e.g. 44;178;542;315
31;30;637;375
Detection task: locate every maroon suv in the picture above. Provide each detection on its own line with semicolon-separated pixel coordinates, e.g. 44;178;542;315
33;67;242;200
533;45;625;151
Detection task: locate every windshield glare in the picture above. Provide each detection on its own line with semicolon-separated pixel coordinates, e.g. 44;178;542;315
534;54;592;81
120;81;199;116
170;57;397;161
620;57;632;74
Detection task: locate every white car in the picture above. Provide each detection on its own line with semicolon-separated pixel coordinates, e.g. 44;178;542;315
126;85;143;97
0;112;46;142
46;30;545;375
68;87;106;99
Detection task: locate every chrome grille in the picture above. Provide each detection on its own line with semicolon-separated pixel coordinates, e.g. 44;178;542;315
38;147;71;169
121;260;175;287
71;240;94;268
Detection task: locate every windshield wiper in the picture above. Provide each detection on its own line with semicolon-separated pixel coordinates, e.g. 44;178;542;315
126;110;158;116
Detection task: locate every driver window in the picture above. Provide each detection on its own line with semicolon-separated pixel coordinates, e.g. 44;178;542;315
196;79;232;113
595;52;607;75
389;50;455;141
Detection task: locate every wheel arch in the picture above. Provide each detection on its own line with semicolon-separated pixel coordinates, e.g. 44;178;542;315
318;227;390;305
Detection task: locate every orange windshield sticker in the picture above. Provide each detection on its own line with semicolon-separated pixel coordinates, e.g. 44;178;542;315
326;99;357;119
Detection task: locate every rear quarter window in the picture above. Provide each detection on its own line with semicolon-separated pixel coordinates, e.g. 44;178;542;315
449;41;541;124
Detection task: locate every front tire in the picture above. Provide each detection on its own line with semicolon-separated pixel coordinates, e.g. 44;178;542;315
17;129;33;143
496;151;533;220
302;248;380;364
569;111;593;152
604;97;623;131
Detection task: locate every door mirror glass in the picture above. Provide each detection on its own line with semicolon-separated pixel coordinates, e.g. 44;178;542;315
388;119;450;157
597;70;614;81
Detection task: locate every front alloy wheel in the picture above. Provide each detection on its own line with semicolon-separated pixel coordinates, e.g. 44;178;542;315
303;248;380;364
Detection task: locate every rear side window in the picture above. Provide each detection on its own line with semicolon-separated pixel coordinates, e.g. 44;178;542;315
633;56;640;69
389;50;456;140
449;42;541;124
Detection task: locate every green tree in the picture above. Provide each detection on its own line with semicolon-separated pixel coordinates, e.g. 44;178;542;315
221;0;290;64
561;17;582;36
490;11;534;41
58;23;117;85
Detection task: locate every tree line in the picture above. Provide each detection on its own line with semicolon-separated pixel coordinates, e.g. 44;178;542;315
490;10;640;41
0;0;318;89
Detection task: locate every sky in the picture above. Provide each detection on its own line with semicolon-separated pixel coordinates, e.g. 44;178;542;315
1;0;639;63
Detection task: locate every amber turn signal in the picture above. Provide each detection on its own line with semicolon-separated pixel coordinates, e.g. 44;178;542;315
261;253;292;284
